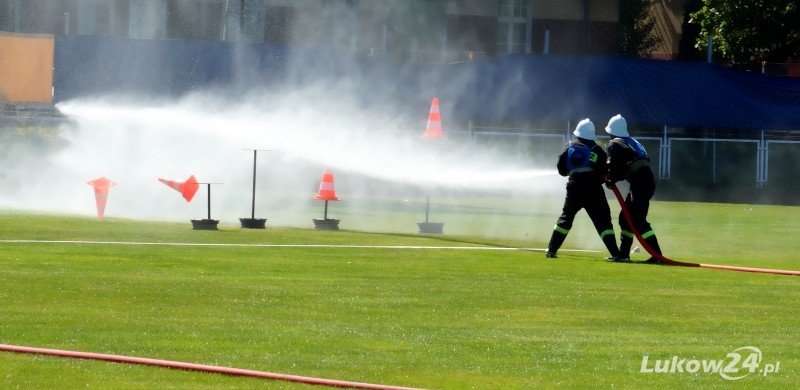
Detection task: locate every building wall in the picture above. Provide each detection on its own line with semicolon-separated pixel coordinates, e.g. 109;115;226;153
531;0;619;55
532;0;617;21
0;0;634;103
587;0;619;22
651;0;684;60
447;14;497;60
533;0;585;20
530;19;617;55
0;0;623;58
446;0;494;16
0;32;54;103
167;0;224;41
264;5;291;45
128;0;168;39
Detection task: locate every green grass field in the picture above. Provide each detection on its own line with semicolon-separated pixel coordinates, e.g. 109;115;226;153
1;198;799;389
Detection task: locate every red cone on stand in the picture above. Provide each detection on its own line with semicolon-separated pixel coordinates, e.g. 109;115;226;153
314;169;339;201
418;98;445;233
312;169;341;230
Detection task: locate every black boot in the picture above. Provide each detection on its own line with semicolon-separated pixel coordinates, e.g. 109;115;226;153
618;232;633;258
546;230;567;258
601;234;620;258
644;235;662;255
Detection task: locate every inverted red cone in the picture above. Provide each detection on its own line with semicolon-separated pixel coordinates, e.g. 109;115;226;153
87;177;116;218
158;174;200;203
422;97;444;139
314;169;339;201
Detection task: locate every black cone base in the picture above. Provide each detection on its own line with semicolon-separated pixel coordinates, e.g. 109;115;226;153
239;218;267;229
417;222;444;234
191;219;219;230
313;218;340;230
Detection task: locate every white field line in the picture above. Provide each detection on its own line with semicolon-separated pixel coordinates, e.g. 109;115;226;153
0;239;599;253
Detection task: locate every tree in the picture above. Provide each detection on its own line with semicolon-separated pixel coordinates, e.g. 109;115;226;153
690;0;800;66
617;0;662;58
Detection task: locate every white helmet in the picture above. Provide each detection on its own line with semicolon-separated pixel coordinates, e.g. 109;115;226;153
605;114;629;137
573;118;596;141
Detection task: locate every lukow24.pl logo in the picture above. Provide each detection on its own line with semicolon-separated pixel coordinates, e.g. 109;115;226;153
640;346;780;380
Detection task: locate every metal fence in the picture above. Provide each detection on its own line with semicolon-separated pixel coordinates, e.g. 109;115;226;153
446;122;800;192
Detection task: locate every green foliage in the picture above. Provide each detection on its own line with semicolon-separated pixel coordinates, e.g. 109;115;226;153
618;0;662;58
690;0;800;65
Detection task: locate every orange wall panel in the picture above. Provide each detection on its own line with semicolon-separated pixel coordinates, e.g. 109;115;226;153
0;33;54;103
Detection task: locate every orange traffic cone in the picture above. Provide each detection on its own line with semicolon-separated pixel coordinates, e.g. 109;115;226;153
422;97;444;139
87;177;116;218
314;169;339;201
158;174;200;203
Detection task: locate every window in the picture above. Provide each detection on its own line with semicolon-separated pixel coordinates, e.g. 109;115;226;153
497;0;529;54
498;0;528;18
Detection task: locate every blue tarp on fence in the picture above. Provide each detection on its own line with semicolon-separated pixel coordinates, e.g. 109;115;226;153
53;35;800;131
432;54;800;130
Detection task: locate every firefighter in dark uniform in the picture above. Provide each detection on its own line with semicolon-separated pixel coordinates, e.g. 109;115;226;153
546;119;621;260
604;114;662;263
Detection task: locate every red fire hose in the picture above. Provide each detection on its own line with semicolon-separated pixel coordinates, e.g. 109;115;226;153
609;184;800;276
0;344;424;390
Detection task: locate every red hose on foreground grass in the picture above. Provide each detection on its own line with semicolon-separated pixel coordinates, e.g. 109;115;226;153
0;344;424;390
609;184;800;276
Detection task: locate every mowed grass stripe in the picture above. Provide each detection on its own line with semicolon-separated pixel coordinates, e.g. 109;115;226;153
1;212;799;389
0;239;602;255
0;239;531;250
